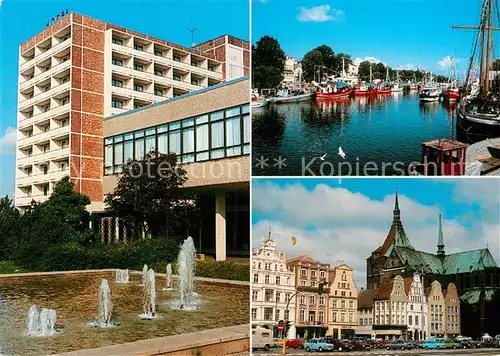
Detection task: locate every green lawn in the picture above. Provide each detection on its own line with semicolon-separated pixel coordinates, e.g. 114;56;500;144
0;261;26;274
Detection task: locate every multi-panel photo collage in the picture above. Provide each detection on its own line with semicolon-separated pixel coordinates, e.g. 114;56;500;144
0;0;499;355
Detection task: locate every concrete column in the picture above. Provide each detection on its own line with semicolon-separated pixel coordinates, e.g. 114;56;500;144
215;190;226;261
115;217;120;242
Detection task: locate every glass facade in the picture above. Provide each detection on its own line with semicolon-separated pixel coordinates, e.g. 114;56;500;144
104;103;250;175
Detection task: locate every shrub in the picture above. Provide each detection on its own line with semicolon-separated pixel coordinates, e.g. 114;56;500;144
194;260;249;281
0;260;26;274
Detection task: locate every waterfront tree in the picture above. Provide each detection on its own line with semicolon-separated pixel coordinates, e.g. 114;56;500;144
301;45;337;82
252;36;286;89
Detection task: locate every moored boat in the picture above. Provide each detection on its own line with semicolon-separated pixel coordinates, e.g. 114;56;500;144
316;89;353;100
251;93;268;108
271;90;313;104
443;88;460;101
419;87;441;102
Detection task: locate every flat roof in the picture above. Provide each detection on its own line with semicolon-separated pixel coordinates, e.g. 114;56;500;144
104;76;249;122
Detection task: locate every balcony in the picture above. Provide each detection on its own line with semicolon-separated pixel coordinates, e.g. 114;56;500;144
19;59;71;92
17;147;70;167
18;125;70;148
15;194;49;207
19;103;70;128
16;168;70;186
19;36;71;73
19;81;70;112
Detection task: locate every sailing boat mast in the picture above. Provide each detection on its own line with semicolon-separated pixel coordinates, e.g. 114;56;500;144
370;63;373;82
485;0;493;92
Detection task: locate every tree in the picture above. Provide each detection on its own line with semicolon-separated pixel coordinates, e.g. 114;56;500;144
301;45;337;82
252;36;286;89
492;59;500;71
0;196;20;260
104;150;198;239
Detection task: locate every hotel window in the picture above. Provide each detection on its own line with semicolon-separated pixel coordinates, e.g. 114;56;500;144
43;185;49;196
134;63;144;72
134;84;144;92
253;274;258;283
112;79;123;88
42;165;48;174
173;55;181;62
319;296;325;305
112;58;124;66
112;38;123;45
59;161;68;171
309;296;315;304
275;276;280;285
154;88;164;97
332;312;337;322
191;79;199;86
264;275;269;284
134;104;145;109
43;105;50;112
134;44;144;51
208;65;215;72
155;50;163;57
319;311;324;323
62;56;70;62
61;76;69;84
61;139;69;149
284;310;289;321
348;313;353;322
43;84;50;92
191;61;198;67
43;65;51;72
173;74;181;81
301;269;307;276
299;295;305;304
154;69;164;77
61;97;69;105
299;309;305;322
112;100;123;109
340;313;345;322
264;289;273;302
104;104;249;174
341;300;345;309
251;309;257;320
42;144;49;153
252;290;258;301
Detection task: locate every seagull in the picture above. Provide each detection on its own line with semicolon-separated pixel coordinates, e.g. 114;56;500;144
338;146;346;160
319;153;328;161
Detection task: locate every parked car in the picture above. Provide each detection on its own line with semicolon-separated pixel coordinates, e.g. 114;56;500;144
252;327;274;351
386;340;415;350
421;338;446;349
445;340;462;349
303;338;334;352
324;337;354;352
286;338;304;349
349;339;371;351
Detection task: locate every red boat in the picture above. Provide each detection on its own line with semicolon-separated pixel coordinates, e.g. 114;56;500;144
354;86;377;96
316;89;353;100
376;87;392;94
443;89;460;101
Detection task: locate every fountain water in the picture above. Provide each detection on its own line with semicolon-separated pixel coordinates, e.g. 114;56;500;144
26;305;57;336
162;263;174;291
88;279;116;327
115;269;129;283
141;264;148;285
139;268;157;319
170;236;200;310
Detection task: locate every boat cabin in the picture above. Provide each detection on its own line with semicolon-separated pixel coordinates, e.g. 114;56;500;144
418;139;469;175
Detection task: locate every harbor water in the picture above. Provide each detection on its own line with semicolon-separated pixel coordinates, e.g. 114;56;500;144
252;91;459;176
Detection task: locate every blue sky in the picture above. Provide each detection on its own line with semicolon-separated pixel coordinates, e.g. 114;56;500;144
252;0;497;76
0;0;249;197
252;178;500;287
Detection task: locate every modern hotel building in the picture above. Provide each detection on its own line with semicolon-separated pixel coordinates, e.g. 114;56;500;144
14;12;250;259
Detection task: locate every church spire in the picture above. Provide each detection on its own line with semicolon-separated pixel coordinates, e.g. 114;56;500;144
437;214;445;256
392;189;401;226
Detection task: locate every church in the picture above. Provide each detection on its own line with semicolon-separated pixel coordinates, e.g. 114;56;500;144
366;192;500;338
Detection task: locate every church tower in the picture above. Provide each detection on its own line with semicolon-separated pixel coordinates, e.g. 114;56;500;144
437;214;445;256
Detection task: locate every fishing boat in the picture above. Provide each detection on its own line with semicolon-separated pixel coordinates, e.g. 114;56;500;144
316;88;353;100
353;83;376;96
419;87;441;102
377;68;393;94
443;88;461;101
456;0;500;140
443;58;461;101
270;89;313;104
392;70;404;92
251;93;268;108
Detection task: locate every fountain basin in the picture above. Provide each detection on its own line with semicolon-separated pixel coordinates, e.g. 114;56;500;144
0;270;249;355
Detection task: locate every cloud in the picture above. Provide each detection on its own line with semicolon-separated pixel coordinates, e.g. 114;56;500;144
297;5;344;22
0;127;17;154
253;181;500;289
438;56;457;68
398;63;415;70
353;56;384;66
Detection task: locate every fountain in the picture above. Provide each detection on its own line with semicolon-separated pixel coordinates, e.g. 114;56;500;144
139;268;158;319
141;264;148;285
162;263;174;291
88;279;116;327
115;269;129;283
26;305;57;336
170;236;200;310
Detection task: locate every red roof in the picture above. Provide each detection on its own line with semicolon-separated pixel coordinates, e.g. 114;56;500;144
287;254;320;265
422;138;469;152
